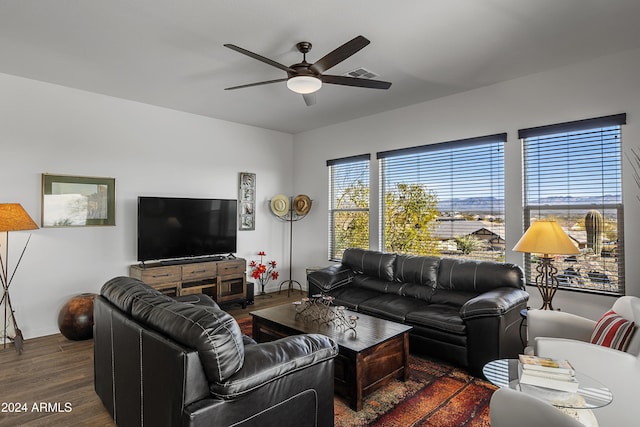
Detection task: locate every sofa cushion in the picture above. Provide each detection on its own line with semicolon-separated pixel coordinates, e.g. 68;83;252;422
329;286;381;310
352;275;404;295
358;294;430;323
405;304;466;335
342;248;396;282
394;254;439;288
174;293;220;308
437;258;524;292
430;290;478;308
131;296;245;384
399;282;435;302
101;276;170;313
210;334;337;399
409;324;467;347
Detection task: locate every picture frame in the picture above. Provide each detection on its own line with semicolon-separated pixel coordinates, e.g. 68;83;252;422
41;174;116;227
239;172;256;230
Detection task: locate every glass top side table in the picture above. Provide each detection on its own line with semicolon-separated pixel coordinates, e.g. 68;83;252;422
483;359;612;409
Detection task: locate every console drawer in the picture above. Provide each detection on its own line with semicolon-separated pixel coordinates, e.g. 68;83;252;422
218;260;245;276
131;265;181;285
182;262;217;281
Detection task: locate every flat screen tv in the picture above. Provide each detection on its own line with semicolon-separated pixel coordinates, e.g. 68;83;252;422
137;196;237;263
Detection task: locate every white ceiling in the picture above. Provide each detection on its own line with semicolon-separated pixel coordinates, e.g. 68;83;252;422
2;1;640;134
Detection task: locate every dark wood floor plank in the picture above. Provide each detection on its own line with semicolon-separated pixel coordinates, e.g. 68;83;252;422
0;291;293;426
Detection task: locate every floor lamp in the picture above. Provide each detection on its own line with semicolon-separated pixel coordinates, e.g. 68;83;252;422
513;220;579;310
0;204;39;354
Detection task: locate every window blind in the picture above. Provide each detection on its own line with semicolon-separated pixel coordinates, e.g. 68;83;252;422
377;134;506;260
327;154;370;260
519;114;626;295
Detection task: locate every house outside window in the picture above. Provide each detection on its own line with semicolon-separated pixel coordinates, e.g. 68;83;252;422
519;114;626;295
327;154;370;261
377;134;506;261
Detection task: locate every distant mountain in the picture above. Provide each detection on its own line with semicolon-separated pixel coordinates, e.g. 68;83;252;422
438;195;620;212
438;197;503;212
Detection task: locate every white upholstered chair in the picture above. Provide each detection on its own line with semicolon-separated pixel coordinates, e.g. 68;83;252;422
528;296;640;427
490;387;586;427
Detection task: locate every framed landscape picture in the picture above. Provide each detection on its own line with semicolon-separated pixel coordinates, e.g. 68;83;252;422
42;174;116;227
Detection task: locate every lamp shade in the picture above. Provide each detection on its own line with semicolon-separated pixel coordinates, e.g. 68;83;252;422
286;76;322;94
0;203;39;232
513;220;579;256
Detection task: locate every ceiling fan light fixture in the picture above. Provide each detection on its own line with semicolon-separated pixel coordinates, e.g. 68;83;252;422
287;76;322;94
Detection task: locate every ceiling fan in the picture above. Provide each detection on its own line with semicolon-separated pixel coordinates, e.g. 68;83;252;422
224;35;391;106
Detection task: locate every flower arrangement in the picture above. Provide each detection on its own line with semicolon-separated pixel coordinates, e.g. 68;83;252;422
249;251;279;295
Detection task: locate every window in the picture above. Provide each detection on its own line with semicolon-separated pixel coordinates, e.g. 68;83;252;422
327;154;370;260
519;113;626;295
377;134;506;260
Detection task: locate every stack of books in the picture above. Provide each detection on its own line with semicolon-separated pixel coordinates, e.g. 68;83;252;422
518;354;579;392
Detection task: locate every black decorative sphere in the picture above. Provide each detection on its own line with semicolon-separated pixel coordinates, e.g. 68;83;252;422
58;293;97;340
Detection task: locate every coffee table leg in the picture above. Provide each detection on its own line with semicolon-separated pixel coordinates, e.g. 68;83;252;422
403;332;410;381
354;353;364;411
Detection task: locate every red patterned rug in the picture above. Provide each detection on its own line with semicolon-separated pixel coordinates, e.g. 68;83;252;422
237;317;495;427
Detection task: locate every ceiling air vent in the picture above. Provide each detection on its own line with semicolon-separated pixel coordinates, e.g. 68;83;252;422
344;67;379;79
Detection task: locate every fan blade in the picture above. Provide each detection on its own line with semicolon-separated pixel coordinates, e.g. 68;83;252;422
224;44;295;73
321;75;392;89
309;35;370;74
225;78;288;90
303;93;316;106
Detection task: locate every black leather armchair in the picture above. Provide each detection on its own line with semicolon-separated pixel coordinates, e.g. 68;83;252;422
94;277;338;427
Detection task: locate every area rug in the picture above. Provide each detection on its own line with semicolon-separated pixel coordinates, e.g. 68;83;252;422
236;317;495;427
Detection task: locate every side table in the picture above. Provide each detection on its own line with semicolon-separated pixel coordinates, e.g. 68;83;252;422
519;308;528;347
483;359;611;426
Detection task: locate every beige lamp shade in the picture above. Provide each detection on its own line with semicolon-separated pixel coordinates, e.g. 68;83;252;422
513;220;579;256
0;203;39;232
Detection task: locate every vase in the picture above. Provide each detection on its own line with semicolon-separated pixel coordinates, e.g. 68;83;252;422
57;293;97;341
256;281;273;298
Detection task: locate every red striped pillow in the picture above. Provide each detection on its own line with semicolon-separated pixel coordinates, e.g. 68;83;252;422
590;310;637;351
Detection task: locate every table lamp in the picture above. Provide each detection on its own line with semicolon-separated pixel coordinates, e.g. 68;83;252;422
513;220;579;310
0;203;39;354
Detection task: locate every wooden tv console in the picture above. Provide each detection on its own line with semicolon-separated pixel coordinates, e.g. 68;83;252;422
129;258;247;307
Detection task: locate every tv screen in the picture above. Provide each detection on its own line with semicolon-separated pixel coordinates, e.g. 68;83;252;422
137;196;237;262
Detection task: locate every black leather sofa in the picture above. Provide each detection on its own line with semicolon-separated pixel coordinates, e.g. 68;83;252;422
307;248;528;375
94;276;338;427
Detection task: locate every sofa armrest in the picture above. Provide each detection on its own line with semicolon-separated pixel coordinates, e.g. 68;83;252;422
173;293;219;308
307;264;353;293
461;288;529;320
528;309;596;344
209;334;338;399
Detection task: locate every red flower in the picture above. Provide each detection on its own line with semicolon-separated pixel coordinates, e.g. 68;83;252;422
250;250;278;291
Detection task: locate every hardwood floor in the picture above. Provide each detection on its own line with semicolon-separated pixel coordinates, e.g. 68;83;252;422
0;291;297;426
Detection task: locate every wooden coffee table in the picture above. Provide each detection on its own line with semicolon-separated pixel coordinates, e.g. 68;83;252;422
251;303;412;411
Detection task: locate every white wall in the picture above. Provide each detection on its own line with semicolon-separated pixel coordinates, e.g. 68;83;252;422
292;48;640;320
0;73;294;339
